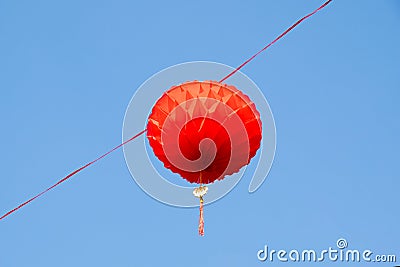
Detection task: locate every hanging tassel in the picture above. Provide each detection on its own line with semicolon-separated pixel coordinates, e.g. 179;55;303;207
193;185;208;236
198;196;204;236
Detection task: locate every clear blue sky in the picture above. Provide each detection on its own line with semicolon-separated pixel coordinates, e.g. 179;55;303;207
1;0;399;266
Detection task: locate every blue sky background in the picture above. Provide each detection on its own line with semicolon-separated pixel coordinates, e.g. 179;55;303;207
1;0;399;266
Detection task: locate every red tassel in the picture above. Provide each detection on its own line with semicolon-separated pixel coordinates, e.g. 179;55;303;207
198;197;204;236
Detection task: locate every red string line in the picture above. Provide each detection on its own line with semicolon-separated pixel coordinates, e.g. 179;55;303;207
219;0;332;83
0;129;147;221
1;0;333;221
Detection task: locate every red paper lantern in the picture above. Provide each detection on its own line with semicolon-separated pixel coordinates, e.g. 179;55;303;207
147;80;262;235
